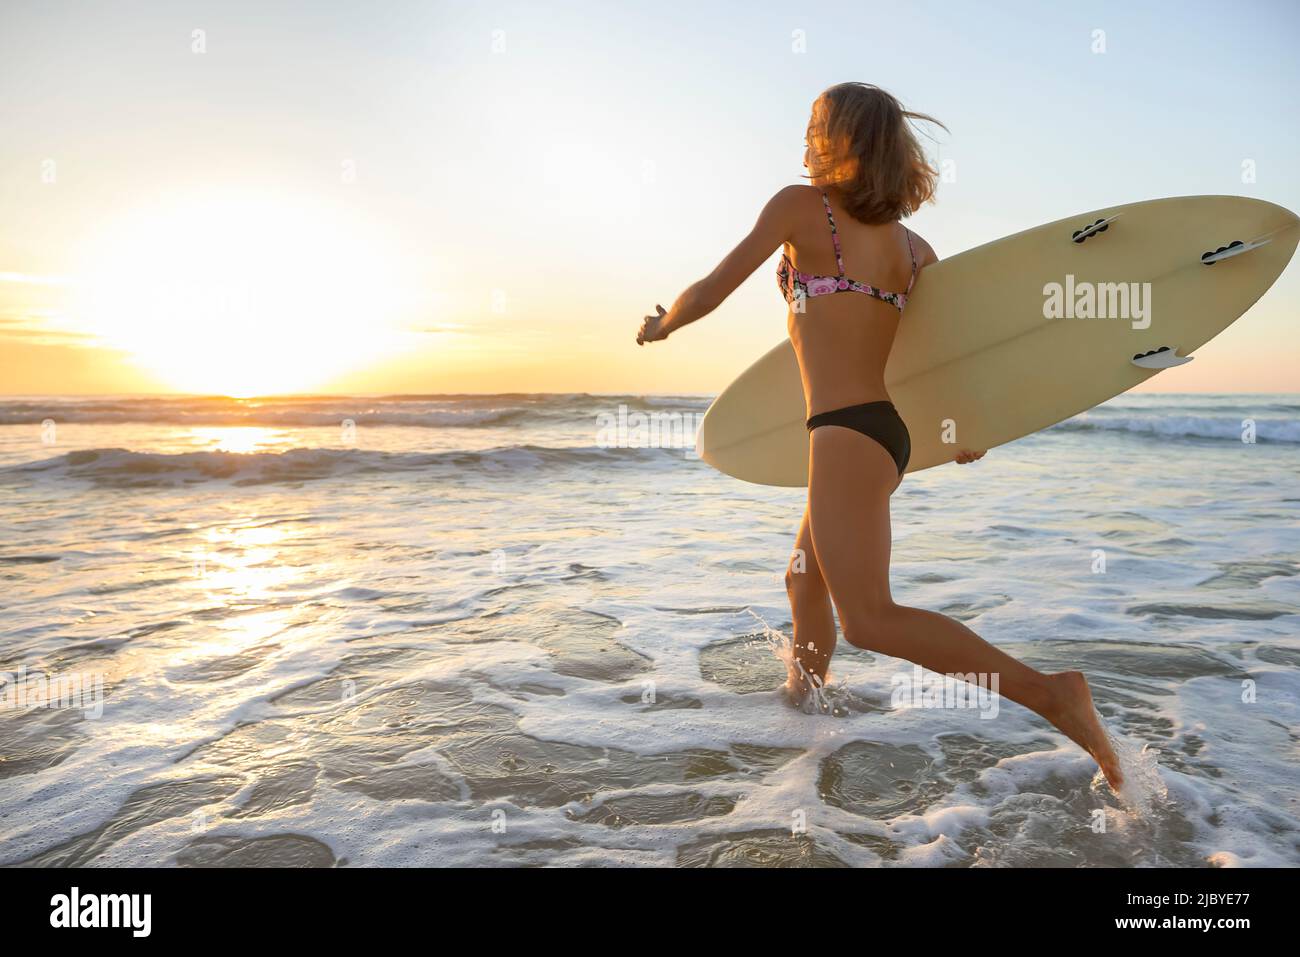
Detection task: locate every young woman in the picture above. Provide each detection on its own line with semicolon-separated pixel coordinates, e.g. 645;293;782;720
637;82;1123;790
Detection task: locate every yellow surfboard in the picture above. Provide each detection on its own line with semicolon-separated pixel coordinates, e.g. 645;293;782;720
696;195;1299;487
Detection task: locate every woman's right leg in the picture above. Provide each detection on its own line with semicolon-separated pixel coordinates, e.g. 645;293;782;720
785;507;836;694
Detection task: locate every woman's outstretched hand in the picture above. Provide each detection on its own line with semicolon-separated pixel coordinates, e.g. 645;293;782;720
955;449;986;464
637;305;671;345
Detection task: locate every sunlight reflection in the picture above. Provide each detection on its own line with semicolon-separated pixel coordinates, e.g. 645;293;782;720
193;522;297;606
190;426;288;454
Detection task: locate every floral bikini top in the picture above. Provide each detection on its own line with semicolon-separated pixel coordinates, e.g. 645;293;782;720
777;191;917;310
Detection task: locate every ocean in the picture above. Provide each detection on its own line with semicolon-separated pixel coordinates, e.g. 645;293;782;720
0;392;1297;867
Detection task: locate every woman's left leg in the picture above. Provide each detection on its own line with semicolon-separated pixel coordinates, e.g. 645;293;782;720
806;425;1124;789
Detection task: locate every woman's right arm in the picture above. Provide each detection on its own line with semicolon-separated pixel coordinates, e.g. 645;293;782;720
913;232;939;269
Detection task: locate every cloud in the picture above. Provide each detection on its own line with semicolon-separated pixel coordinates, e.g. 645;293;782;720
0;313;99;344
0;272;71;286
410;322;468;335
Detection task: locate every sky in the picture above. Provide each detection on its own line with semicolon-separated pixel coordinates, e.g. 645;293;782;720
1;0;1298;396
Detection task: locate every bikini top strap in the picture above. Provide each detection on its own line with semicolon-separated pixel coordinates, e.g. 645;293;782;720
820;192;845;277
903;225;918;295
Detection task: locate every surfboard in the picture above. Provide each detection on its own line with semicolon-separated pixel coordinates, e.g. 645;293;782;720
695;195;1299;487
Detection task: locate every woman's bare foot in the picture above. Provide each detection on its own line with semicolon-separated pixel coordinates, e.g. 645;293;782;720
1041;671;1124;790
781;656;828;714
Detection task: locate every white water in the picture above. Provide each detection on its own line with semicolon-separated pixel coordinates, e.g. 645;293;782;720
1;393;1297;867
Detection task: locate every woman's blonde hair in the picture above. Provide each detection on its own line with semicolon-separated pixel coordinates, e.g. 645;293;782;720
805;82;946;224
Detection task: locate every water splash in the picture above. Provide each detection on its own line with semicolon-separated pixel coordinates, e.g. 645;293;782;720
744;609;845;716
1093;727;1167;818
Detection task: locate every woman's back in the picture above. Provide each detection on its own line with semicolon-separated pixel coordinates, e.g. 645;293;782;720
783;185;933;417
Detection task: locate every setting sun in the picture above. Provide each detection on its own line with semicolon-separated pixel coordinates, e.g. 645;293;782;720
69;190;415;395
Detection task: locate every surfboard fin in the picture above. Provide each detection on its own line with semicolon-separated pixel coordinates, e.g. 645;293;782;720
1200;237;1271;264
1072;214;1122;243
1131;346;1192;369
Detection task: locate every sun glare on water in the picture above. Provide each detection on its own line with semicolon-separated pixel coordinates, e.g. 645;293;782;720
73;191;415;396
189;426;286;454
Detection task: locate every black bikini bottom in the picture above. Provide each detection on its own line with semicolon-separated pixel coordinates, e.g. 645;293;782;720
806;400;911;476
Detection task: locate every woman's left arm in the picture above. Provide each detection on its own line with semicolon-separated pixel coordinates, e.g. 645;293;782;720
638;186;799;345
